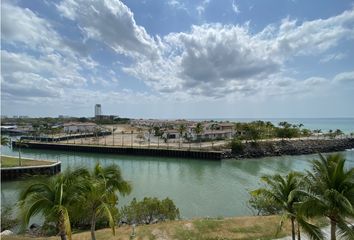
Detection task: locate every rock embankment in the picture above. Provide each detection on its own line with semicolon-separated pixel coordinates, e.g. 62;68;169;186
227;138;354;159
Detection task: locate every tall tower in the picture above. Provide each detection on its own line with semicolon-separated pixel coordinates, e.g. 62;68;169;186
95;104;102;117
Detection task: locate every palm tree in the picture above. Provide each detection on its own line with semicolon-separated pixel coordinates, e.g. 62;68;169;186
15;139;28;166
112;127;117;146
210;123;218;149
334;129;343;139
18;168;88;240
251;172;323;240
148;126;153;148
1;136;10;146
298;153;354;240
195;123;204;150
83;163;132;240
178;124;186;149
121;131;125;147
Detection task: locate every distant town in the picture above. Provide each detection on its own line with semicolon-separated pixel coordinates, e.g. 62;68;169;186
1;104;352;151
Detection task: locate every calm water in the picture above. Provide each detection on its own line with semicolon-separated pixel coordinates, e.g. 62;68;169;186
2;146;354;218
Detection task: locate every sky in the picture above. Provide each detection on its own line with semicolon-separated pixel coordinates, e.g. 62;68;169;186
1;0;354;119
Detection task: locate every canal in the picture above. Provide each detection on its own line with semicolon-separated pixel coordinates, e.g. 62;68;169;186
1;145;353;218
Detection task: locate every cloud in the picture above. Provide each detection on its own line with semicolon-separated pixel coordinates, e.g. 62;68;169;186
125;7;354;98
196;0;211;16
57;0;159;59
333;71;354;83
320;53;346;63
2;0;354;110
167;0;187;11
1;0;60;51
232;0;241;14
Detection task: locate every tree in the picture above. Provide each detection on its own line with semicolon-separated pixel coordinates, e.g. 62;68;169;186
1;136;10;146
148;126;153;148
120;197;179;225
210;123;218;149
112;127;117;146
334;129;343;139
195;123;204;149
178;124;186;149
251;172;323;240
298;153;354;240
15;139;28;166
18;168;88;240
80;163;132;240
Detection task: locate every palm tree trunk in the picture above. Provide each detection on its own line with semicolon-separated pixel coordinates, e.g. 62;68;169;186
297;220;301;240
58;218;67;240
330;219;336;240
60;233;67;240
90;214;96;240
18;148;22;166
291;217;296;240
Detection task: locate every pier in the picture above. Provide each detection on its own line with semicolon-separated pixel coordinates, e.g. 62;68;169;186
12;142;224;160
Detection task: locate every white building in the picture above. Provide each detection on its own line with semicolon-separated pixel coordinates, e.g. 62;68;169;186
95;104;102;117
63;122;97;133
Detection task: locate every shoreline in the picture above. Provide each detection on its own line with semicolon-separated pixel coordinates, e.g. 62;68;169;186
12;138;354;160
226;138;354;159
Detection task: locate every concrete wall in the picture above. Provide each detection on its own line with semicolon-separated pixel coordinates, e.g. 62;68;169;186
1;162;61;181
12;142;223;160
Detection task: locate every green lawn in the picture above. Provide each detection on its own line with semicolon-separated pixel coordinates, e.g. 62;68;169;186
0;156;55;168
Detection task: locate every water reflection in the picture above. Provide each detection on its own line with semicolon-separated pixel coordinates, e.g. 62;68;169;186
1;145;353;218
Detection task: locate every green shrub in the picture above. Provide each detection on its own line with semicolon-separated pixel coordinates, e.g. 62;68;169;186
230;139;244;154
120;197;180;225
0;205;19;231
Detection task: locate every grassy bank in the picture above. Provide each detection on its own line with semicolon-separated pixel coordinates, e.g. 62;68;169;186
2;215;311;240
0;156;54;168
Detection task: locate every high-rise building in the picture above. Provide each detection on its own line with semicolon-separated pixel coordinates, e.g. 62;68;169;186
95;104;102;117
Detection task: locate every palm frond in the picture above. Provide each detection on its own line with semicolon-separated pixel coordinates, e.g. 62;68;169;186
297;217;324;240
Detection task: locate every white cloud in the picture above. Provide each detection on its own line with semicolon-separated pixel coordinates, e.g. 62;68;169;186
232;0;240;14
125;7;354;98
167;0;187;11
333;71;354;83
320;53;346;63
196;0;211;16
57;0;159;59
1;1;60;52
2;0;354;110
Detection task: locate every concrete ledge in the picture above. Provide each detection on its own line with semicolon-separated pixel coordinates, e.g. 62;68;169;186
1;161;61;181
12;142;223;160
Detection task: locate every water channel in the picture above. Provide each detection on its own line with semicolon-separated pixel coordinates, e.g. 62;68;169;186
1;145;354;218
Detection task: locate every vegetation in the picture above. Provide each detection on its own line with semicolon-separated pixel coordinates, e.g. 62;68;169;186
18;168;88;240
13;139;29;166
16;163;180;240
230;139;244;154
2;215;295;240
1;205;19;231
234;120;307;141
1;136;10;146
298;153;354;240
120;197;180;225
250;153;354;240
195;122;204;149
70;163;132;240
1;156;53;168
251;172;322;240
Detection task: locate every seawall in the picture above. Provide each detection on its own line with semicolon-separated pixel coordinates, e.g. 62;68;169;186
228;138;354;159
1;162;61;181
12;142;223;160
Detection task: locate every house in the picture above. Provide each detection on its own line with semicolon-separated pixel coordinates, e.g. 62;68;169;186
63;122;97;133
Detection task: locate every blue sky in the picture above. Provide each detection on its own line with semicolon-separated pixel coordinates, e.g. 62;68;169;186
1;0;354;118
